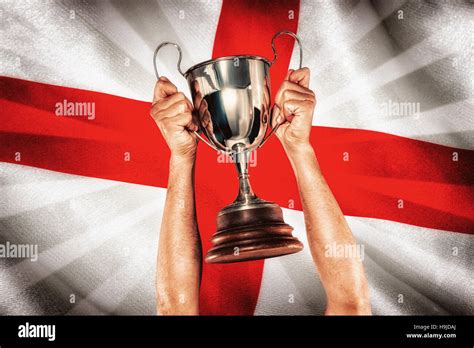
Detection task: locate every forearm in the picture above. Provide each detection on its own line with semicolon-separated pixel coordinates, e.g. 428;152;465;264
285;144;371;314
156;155;201;315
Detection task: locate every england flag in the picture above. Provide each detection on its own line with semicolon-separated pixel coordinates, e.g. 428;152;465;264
0;0;472;315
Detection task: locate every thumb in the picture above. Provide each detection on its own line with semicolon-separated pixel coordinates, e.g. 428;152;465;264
282;100;309;123
284;69;294;81
271;105;283;129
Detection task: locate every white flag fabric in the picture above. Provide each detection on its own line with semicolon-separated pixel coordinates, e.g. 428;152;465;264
0;0;472;315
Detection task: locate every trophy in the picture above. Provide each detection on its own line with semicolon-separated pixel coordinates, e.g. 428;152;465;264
154;31;304;263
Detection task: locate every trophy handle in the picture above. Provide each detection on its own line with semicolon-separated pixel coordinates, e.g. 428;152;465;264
270;30;303;69
153;42;185;79
153;42;223;153
260;31;303;148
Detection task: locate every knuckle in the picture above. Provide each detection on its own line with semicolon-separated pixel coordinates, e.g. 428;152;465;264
154;98;164;107
156;114;165;124
184;113;192;123
282;80;291;89
156;79;165;89
178;100;188;111
161;117;171;127
150;105;159;119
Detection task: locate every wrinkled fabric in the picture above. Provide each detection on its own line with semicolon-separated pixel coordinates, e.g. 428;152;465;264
0;0;473;315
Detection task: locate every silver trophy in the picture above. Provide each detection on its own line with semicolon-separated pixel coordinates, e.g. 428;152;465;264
154;31;304;263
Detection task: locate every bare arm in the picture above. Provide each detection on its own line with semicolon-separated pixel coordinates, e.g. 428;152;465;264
151;77;201;315
286;144;370;314
274;69;371;315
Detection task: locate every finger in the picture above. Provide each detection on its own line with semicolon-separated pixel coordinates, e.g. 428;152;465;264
281;99;315;120
270;105;284;129
155;92;193;111
279;89;314;105
153;77;178;103
174;112;199;131
284;69;294;81
263;80;270;106
184;113;199;132
193;90;203;107
193;80;203;106
289;67;310;88
274;80;314;107
197;98;210;120
201;109;212;129
151;99;192;121
161;112;198;132
191;111;201;132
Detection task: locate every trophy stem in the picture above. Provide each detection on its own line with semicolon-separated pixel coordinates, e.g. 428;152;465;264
232;144;256;204
205;143;304;263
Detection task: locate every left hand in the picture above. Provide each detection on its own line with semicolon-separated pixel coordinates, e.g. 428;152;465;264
272;67;316;153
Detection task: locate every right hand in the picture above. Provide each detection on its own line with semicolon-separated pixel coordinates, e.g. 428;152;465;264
273;68;316;154
150;77;199;160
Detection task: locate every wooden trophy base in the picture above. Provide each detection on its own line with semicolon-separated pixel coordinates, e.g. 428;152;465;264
205;200;303;263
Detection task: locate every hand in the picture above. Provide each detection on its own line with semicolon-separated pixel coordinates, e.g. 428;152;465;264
150;77;199;161
273;68;316;154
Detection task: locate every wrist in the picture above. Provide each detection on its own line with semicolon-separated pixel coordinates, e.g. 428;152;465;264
283;141;315;161
284;142;320;175
170;153;196;171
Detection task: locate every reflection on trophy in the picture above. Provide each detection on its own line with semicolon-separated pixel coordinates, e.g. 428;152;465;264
154;31;304;263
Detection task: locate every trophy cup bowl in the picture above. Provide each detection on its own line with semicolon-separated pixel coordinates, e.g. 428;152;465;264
154;31;304;263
